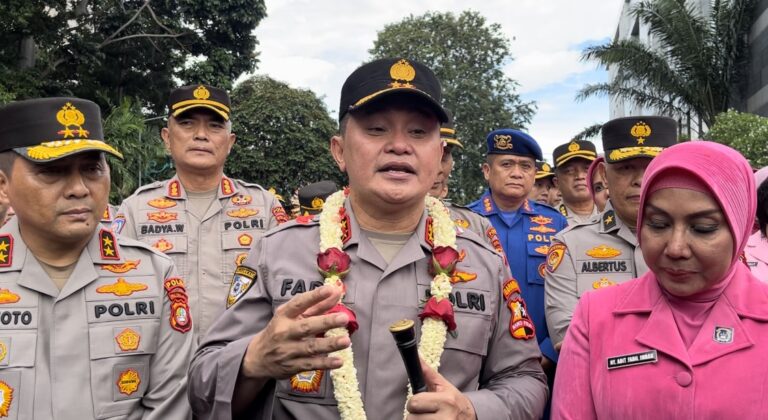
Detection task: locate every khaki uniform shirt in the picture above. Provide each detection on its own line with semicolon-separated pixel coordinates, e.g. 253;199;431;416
544;201;649;345
0;218;194;420
557;202;600;226
189;203;548;420
115;175;285;338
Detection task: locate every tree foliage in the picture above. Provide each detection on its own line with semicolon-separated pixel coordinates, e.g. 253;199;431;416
706;109;768;167
0;0;266;114
369;11;536;203
578;0;755;132
227;76;346;201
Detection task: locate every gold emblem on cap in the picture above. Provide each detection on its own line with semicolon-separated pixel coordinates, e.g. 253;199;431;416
311;197;325;209
193;85;211;100
493;134;514;150
56;102;89;139
630;121;652;145
389;59;416;88
542;163;551;172
568;141;580;152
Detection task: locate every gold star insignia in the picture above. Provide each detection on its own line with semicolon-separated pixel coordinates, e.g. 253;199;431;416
605;215;614;224
104;247;115;256
637;138;645;145
0;243;8;252
0;253;6;263
103;237;113;247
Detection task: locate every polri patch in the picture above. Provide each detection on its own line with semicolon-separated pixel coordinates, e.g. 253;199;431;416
607;350;657;370
227;265;257;308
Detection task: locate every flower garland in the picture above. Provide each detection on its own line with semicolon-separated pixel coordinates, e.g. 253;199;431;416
317;189;458;420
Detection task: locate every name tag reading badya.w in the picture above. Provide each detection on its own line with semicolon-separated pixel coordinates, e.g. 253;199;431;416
607;350;658;370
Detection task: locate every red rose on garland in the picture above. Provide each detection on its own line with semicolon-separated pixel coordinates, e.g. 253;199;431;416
317;247;351;278
419;297;457;331
429;246;459;276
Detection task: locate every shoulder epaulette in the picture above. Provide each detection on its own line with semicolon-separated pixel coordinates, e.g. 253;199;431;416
233;178;267;191
262;216;319;238
132;180;165;195
115;235;175;262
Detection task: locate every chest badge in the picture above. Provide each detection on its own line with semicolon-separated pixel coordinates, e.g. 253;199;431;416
530;215;552;225
607;350;657;370
97;278;148;296
453;218;469;229
231;194;252;206
592;278;617;289
152;239;173;252
117;368;141;395
0;341;7;364
227;266;258;308
0;380;12;417
227;208;259;218
713;326;734;344
237;234;253;247
530;224;556;234
586;245;622;259
290;369;324;393
0;289;20;305
115;328;141;352
534;244;549;255
147;211;178;223
101;260;141;274
147;197;177;209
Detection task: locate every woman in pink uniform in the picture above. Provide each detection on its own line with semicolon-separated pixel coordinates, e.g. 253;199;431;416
552;141;768;419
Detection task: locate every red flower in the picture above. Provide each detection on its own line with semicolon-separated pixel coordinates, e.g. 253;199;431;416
326;303;359;335
317;247;351;277
419;297;456;331
430;246;459;276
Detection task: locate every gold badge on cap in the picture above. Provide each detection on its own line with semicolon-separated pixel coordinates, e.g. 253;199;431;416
568;141;581;152
630;121;652;145
193;85;210;100
493;134;514;150
56;102;89;139
389;59;416;88
542;163;551;172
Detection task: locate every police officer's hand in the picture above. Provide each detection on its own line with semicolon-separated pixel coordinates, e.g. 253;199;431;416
241;285;352;380
406;360;476;420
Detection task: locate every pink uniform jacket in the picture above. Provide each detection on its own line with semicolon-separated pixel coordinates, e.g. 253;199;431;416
552;264;768;419
745;231;768;282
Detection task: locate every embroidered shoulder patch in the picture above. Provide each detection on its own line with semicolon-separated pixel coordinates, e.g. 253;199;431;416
110;215;126;234
546;243;567;273
163;277;191;333
508;298;535;340
502;278;521;301
272;206;289;224
227;265;257;308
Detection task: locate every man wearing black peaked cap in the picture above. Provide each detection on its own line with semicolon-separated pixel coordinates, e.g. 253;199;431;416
0;97;193;419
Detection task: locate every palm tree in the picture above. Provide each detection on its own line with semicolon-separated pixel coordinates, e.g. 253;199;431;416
578;0;755;135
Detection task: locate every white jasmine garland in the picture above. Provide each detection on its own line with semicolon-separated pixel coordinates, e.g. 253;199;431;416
318;191;457;420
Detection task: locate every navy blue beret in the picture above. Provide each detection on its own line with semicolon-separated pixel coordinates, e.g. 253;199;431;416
485;129;543;161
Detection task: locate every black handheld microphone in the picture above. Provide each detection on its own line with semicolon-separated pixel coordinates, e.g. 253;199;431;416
389;319;427;394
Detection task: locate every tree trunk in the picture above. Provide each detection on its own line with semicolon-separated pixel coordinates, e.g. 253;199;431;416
18;36;36;69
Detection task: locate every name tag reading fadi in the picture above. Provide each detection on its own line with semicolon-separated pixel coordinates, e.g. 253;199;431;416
607;350;658;370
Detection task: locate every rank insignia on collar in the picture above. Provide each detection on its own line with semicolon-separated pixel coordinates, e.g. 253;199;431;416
148;197;177;209
152;239;173;252
271;206;289;224
713;326;734;344
147;211;178;223
100;229;119;260
586;245;622;259
115;328;141;352
559;204;568;217
101;260;141;274
592;278;616;289
483;196;493;213
530;224;556;234
102;207;112;221
454;218;469;229
546;243;567;273
231;194;252;206
340;211;352;244
425;217;434;248
508;298;535;340
534;244;549;255
290;369;324;393
530;215;552;225
227;265;257;308
167;180;182;198
0;235;12;267
117;368;141;395
237;234;253;247
603;210;617;230
111;215;126;234
502;278;521;301
0;341;8;365
0;289;19;305
0;380;13;417
221;177;235;195
96;278;148;296
227;208;259;218
164;277;191;333
523;200;532;212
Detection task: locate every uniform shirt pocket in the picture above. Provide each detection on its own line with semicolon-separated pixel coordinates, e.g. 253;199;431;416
0;333;36;419
526;243;548;285
221;231;258;284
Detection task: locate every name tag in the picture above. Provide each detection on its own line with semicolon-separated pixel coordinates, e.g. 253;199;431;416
607;350;657;370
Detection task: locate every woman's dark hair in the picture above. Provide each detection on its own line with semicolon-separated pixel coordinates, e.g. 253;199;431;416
758;177;768;237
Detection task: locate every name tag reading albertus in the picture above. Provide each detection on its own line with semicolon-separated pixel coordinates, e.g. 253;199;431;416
607;350;658;370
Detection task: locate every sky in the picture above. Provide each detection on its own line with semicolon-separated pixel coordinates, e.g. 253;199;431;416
246;0;625;163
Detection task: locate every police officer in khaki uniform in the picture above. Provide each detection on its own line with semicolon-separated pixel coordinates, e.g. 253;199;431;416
529;161;556;205
552;140;599;225
0;97;193;419
297;180;338;216
544;116;677;347
189;58;547;420
429;112;501;252
115;85;285;338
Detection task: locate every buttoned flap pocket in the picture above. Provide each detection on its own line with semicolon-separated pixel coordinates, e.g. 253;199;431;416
0;333;37;419
526;243;549;285
0;333;36;369
145;235;187;255
222;231;258;251
275;369;337;404
443;313;491;356
89;321;159;360
222;232;259;284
